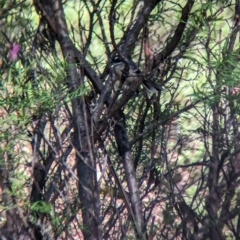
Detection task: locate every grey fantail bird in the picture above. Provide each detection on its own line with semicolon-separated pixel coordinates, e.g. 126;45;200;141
110;55;163;93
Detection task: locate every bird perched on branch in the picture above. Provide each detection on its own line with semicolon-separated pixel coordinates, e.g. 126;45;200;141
110;55;163;93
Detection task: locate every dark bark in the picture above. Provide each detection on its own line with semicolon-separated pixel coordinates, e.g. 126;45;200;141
114;111;146;239
50;1;102;239
154;0;195;67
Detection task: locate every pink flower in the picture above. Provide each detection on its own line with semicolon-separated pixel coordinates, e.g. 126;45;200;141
232;87;240;95
10;44;21;62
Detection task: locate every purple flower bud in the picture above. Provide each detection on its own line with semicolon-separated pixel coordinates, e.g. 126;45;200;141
10;44;21;62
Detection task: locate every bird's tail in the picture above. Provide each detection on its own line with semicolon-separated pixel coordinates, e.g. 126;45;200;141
142;79;163;93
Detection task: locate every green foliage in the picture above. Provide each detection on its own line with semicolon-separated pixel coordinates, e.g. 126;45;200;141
30;201;60;227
